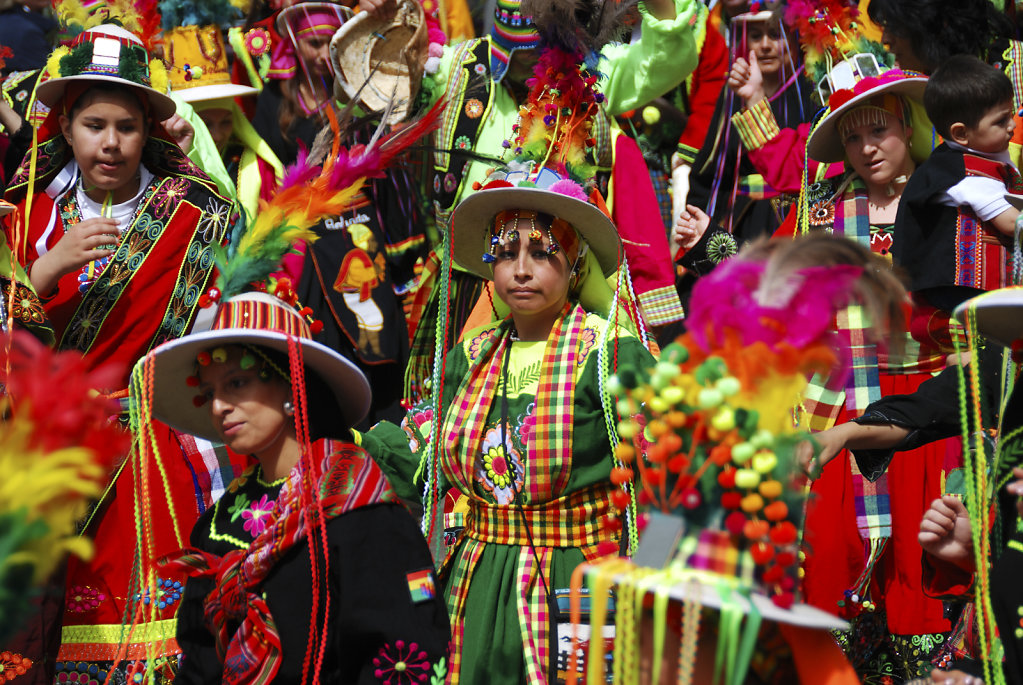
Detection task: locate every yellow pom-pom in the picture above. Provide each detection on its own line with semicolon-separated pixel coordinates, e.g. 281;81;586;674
150;59;169;94
45;46;71;79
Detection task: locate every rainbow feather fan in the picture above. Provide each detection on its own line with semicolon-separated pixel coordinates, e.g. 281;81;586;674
214;100;444;300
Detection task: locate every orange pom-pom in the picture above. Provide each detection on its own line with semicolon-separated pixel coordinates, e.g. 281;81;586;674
764;500;789;521
743;519;769;541
610;466;633;486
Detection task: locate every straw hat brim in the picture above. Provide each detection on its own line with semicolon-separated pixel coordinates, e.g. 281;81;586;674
952;286;1023;349
36;75;178;122
149;329;371;442
0;201;13;218
175;83;260;104
806;77;928;164
450;185;622;281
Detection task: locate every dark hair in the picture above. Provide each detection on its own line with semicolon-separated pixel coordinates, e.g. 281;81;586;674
866;0;1013;73
68;82;148;121
923;54;1014;138
252;346;353;442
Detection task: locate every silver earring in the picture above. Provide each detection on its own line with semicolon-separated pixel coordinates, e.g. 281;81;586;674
283;400;294;416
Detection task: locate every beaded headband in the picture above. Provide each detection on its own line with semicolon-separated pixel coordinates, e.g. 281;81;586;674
483;209;579;265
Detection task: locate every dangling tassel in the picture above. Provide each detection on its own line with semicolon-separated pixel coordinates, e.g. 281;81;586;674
838;536;888;619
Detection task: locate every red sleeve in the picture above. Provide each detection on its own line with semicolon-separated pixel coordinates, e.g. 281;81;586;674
746;122;844;195
611;134;677;295
920;550;974;599
676;21;729;158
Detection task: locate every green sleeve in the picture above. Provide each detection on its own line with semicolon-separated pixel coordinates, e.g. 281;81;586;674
599;0;700;117
358;420;434;509
358;346;467;507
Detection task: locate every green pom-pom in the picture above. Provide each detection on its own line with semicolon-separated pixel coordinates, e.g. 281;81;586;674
59;44;93;78
662;343;689;365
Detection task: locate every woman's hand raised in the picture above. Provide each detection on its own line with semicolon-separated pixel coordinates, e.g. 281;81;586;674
727;52;766;109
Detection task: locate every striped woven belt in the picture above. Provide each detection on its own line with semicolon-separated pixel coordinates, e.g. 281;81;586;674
464;482;615;548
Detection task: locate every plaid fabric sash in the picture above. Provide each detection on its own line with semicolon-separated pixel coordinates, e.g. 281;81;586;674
441;303;585;501
464;483;613;547
801;181;892;570
160;442;394;684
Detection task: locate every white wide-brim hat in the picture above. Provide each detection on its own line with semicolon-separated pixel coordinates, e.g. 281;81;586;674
36;24;177;121
148;292;371;441
806;69;927;164
953;286;1023;349
450;166;622;281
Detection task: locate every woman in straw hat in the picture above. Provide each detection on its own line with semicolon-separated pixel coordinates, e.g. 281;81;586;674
147;290;451;684
0;22;238;680
359;165;657;684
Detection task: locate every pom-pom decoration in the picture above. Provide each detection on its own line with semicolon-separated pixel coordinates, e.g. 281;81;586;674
609;334;818;609
510;47;602;187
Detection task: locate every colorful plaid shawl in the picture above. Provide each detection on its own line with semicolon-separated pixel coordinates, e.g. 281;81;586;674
160;442;394;685
800;179;893;589
439;303;593;684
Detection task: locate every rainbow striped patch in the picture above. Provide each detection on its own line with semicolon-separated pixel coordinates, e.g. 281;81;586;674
407;569;436;604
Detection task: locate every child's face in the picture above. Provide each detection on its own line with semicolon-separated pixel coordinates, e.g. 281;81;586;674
961;100;1016;154
59;90;147;203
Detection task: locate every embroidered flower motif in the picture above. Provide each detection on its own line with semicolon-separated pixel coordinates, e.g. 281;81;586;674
454;135;472;150
66;585;105;613
15;90;27;102
9;284;47;325
475;427;524;504
466;329;496;362
0;652;32;682
245;27;271;56
402;406;434;453
228;493;251;522
242;494;275;535
124;661;146;684
518;403;536;445
227;466;257;493
464;99;484;119
808;199;835;227
577;327;597;362
473;63;486;75
134;578;184;610
706;232;738;264
372;639;431;685
150;178;190;219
